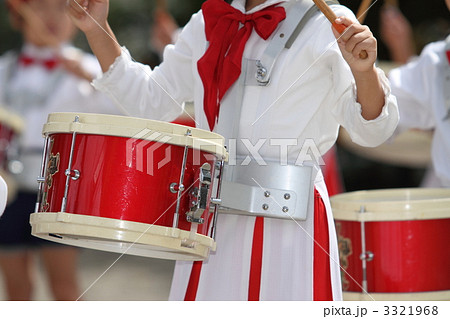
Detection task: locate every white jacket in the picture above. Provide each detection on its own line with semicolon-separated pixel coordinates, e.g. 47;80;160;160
389;39;450;187
0;43;122;190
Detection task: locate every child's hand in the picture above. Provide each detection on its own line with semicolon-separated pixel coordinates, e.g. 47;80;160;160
67;0;109;35
332;16;377;73
60;57;94;82
379;6;415;64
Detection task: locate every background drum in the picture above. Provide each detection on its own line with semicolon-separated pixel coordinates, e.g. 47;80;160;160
30;112;227;261
0;105;24;203
331;188;450;301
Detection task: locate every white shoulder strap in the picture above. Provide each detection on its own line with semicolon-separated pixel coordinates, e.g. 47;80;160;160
245;0;339;86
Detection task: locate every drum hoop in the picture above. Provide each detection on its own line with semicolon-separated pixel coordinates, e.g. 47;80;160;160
42;112;228;159
30;212;216;261
0;106;25;133
331;188;450;221
343;290;450;301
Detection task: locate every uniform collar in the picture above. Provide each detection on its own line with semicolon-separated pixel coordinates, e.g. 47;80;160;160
231;0;289;14
21;42;71;59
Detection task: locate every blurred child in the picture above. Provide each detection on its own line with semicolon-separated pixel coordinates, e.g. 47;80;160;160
0;0;120;300
381;1;450;187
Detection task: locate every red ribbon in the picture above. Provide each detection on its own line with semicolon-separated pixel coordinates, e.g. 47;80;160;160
18;54;60;71
446;50;450;64
197;0;286;131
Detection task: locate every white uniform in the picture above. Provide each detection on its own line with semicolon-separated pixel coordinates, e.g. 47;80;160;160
389;39;450;187
0;176;7;217
0;43;122;191
93;0;399;300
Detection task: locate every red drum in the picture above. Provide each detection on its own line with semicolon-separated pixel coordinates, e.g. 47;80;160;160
0;106;24;202
331;188;450;301
30;113;227;260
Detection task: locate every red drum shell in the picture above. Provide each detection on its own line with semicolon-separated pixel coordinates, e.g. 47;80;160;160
41;133;217;236
32;113;227;260
331;188;450;296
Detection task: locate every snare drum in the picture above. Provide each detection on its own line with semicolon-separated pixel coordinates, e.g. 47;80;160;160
0;106;24;203
331;188;450;301
30;113;227;261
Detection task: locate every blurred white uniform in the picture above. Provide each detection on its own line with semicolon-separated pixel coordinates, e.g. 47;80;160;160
93;0;399;300
0;42;122;191
0;176;6;217
389;38;450;187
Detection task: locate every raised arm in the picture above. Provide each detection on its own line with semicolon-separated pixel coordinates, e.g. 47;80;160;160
67;0;121;73
332;16;385;121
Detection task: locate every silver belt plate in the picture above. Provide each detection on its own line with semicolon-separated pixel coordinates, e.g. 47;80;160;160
219;161;314;220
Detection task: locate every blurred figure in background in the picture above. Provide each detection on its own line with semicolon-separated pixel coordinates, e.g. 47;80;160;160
0;176;7;218
379;3;416;64
380;1;450;187
0;0;120;300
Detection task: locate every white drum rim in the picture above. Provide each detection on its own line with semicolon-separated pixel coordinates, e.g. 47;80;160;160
0;106;24;133
42;112;228;160
331;188;450;221
30;212;216;261
343;290;450;301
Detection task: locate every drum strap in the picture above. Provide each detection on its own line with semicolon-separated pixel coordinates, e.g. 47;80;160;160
0;51;17;105
443;35;450;121
228;0;339;137
243;0;339;87
222;0;337;219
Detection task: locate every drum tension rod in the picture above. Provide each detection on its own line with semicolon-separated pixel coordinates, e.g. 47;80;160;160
173;129;192;228
358;205;374;293
61;116;80;213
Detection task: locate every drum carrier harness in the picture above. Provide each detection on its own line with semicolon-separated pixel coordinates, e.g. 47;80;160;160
210;0;340;224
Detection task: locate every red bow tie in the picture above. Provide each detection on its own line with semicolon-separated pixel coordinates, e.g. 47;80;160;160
197;0;286;131
18;54;60;71
446;50;450;64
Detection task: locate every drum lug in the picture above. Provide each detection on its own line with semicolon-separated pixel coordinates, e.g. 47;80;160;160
169;182;185;193
360;251;374;262
186;163;212;224
65;169;80;180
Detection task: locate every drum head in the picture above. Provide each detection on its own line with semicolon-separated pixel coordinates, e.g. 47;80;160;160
331;188;450;221
43;112;227;159
30;212;216;261
0;106;24;133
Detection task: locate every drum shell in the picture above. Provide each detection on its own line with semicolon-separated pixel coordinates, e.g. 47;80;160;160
335;218;450;293
39;132;218;237
332;188;450;294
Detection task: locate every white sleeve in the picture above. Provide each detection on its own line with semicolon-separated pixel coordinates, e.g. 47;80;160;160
93;12;202;121
0;175;7;217
388;43;438;130
320;6;400;147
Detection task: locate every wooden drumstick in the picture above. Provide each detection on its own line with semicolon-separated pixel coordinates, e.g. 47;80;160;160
312;0;368;59
156;0;168;11
356;0;373;24
384;0;399;7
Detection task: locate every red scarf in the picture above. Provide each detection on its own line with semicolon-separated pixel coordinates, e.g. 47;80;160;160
197;0;286;131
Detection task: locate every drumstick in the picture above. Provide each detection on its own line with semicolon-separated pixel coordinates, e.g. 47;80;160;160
312;0;368;59
356;0;373;23
156;0;168;11
7;0;60;47
384;0;399;7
